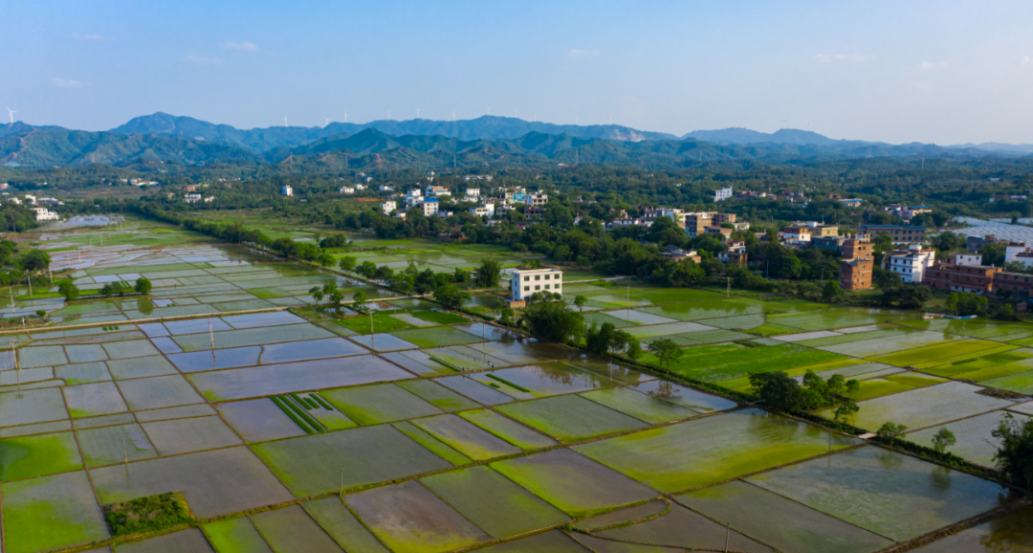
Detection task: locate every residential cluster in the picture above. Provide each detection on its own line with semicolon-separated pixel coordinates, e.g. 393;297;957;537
377;184;548;222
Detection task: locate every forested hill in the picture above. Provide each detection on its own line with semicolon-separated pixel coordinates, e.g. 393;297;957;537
0;124;1028;170
109;113;680;151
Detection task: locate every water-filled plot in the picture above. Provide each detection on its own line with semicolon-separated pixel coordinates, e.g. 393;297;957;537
91;446;293;518
322;383;442;425
470;362;618;399
411;414;522;460
395;378;481;411
391;326;483;348
251;505;345;553
303;497;392;553
873;339;1017;368
106;355;179;379
580;386;700;423
260;337;367;364
76;423;158;467
906;506;1033;552
491;449;656;516
64;381;129;417
627;380;737;412
54;362;113;385
575;408;857;492
116;528;215;553
907;410;1028;467
676;480;894;553
203;518;274;553
168;346;262;372
436;375;515;405
459;409;557;450
116;374;203;410
421;466;569;539
142;415;243;455
345;480;490;553
1;471;110;553
497;395;647;442
747;446;1016;541
251;425;453;496
846;381;1013;432
0;431;83;480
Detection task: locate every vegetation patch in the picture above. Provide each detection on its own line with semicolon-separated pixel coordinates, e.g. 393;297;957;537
336;313;415;334
412;310;468;325
103;492;194;536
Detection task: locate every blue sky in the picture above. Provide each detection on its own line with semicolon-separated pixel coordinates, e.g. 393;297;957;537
4;0;1033;144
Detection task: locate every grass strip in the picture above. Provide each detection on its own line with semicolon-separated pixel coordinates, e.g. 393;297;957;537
290;393;314;410
429;357;463;373
312;393;333;410
282;395;325;431
486;373;532;393
271;396;314;434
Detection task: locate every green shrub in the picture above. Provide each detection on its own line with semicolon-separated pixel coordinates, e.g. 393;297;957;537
103;492;193;536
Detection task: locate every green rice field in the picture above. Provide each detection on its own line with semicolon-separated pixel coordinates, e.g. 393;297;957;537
0;219;1028;552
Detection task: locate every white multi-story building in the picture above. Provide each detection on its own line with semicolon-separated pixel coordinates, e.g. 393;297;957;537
381;201;397;215
883;244;937;284
355;184;367;191
281;185;293;197
425;185;450;197
32;207;60;221
510;268;563;301
464;188;480;202
23;195;37;204
184;194;202;204
714;186;733;202
470;202;495;217
339;186;355;195
379;185;395;192
951;253;983;266
526;192;548;207
421;198;439;216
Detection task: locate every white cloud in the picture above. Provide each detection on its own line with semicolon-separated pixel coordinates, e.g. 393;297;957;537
1022;56;1033;65
569;49;601;57
51;78;83;88
813;53;869;63
71;33;105;41
183;53;221;66
220;41;260;52
919;61;947;70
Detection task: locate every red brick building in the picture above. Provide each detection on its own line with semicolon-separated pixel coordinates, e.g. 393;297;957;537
839;258;873;290
923;263;1001;295
840;237;873;260
993;272;1033;296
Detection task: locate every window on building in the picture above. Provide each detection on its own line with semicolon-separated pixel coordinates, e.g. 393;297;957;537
544;284;550;290
524;286;529;291
535;285;540;291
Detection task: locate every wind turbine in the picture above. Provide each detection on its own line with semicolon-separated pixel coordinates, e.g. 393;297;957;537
325;117;330;127
343;112;348;123
416;108;421;118
283;115;288;128
5;107;15;124
387;109;392;120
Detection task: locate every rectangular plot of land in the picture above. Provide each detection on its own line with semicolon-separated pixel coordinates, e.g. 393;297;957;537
676;480;893;553
347;333;419;352
422;466;569;539
2;471;109;553
497;395;646;442
396;379;481;411
323;383;442;425
252;505;344;553
873;340;1015;368
581;387;700;423
261;337;367;364
203;518;274;553
575;408;857;493
624;321;716;339
143;416;243;455
76;423;157;467
436;375;514;405
174;324;335;351
106;355;179;380
163;317;233;335
168;346;262;373
91;446;293;518
626;380;738;413
117;528;214;553
379;350;445;375
491;449;655;517
845;381;1013;432
908;411;1030;467
604;309;678;325
66;344;108;363
0;432;83;481
117;375;203;410
471;363;618;399
188;356;411;401
303;497;392;553
20;345;68;368
102;339;161;360
218;399;306;442
392;326;483;348
412;414;521;460
346;480;490;553
747;446;1015;542
223;311;306;329
64;382;128;418
577;503;773;553
134;403;216;422
251;425;453;497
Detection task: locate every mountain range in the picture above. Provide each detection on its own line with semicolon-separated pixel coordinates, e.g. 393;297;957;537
1;113;1031;170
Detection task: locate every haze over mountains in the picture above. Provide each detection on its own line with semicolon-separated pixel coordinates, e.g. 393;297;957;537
1;112;1032;170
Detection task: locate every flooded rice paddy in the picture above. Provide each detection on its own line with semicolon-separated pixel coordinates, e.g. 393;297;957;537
0;222;1029;551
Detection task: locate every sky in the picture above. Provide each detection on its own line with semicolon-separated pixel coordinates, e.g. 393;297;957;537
4;0;1033;145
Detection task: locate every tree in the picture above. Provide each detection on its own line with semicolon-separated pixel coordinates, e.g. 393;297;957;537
749;371;805;412
434;285;471;311
610;329;635;357
573;295;587;312
751;370;860;414
992;413;1033;489
649;338;682;371
876;422;907;440
475;259;502;288
339;256;357;272
822;280;842;303
134;277;152;295
586;322;616;355
931;428;957;454
520;293;586;344
58;279;80;301
833;402;858;423
16;249;50;273
318;253;335;267
948;291;988;316
309;286;325;304
352;290;367;311
624;336;643;360
99;283;116;297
